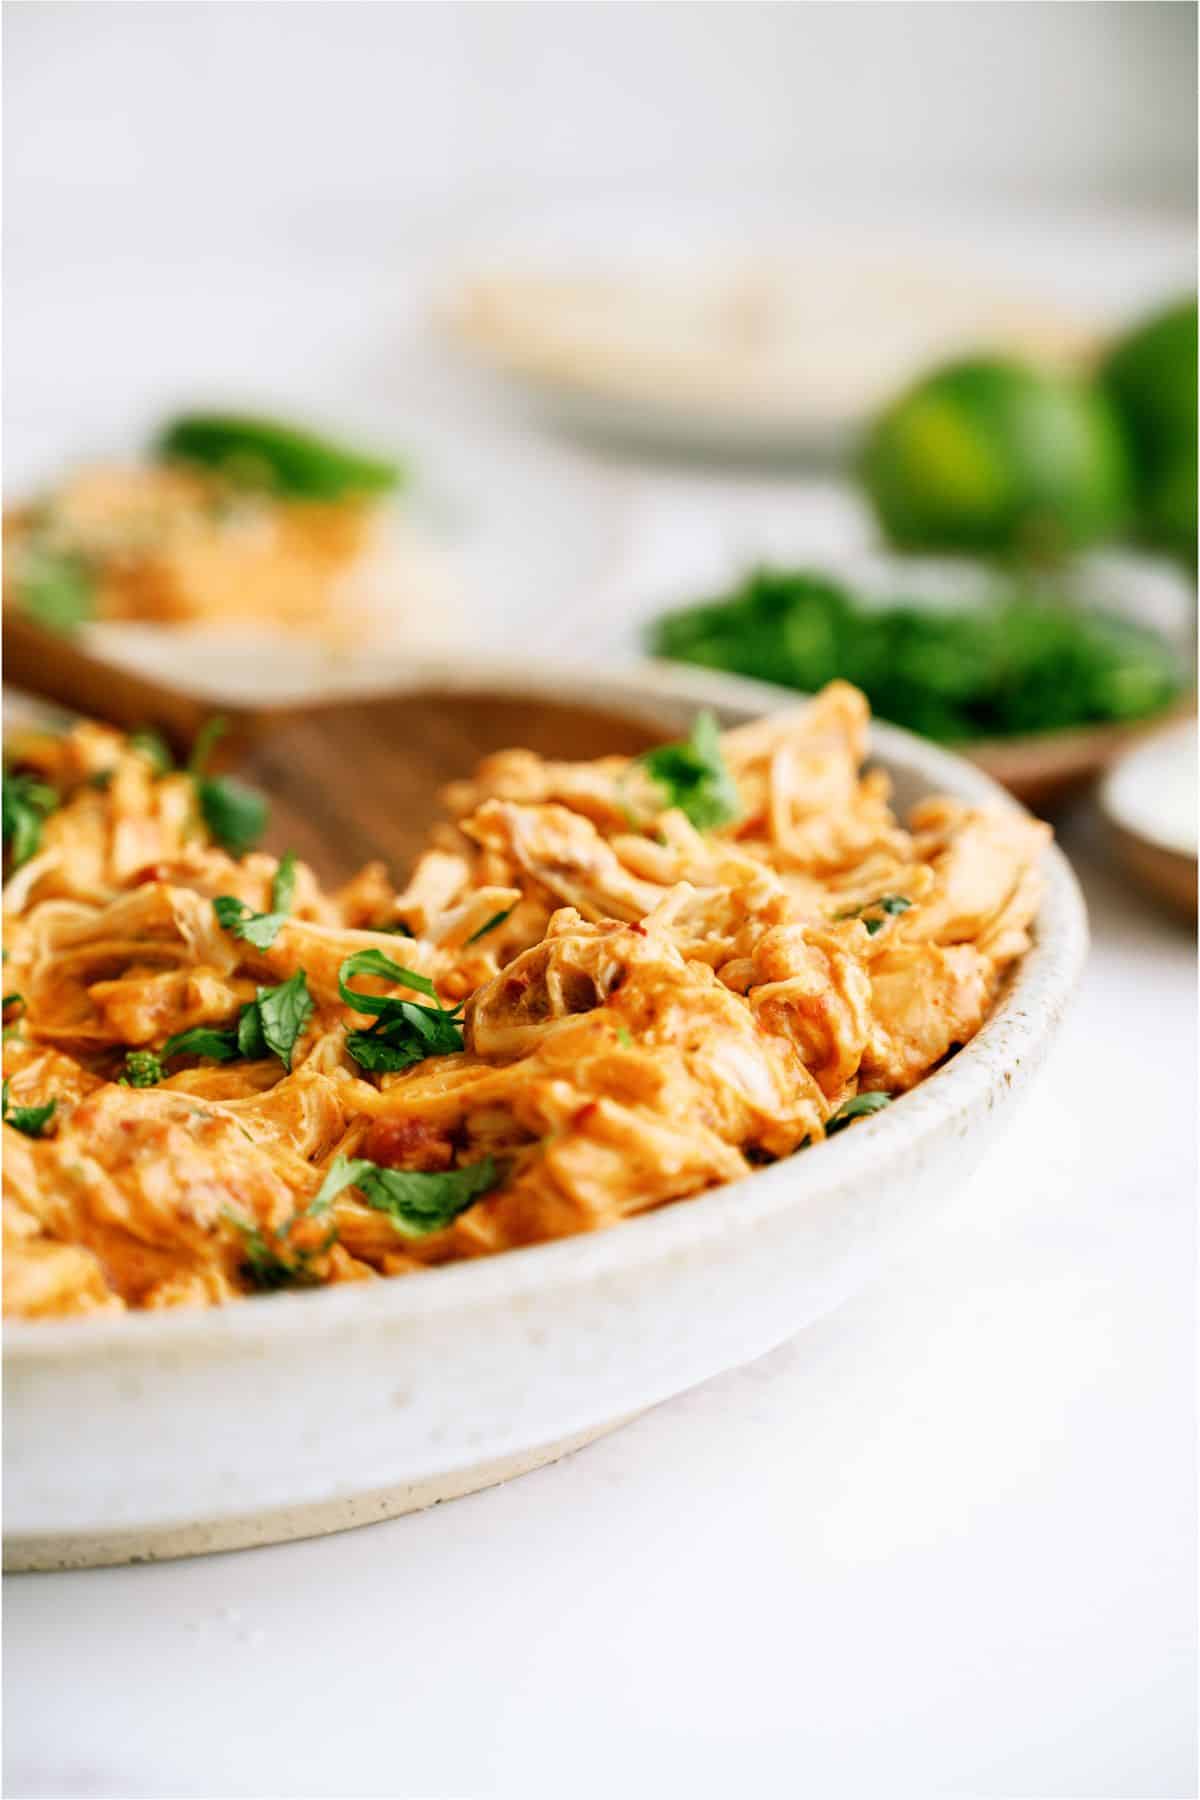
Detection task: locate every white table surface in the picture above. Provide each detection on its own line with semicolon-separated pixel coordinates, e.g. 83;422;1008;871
4;238;1197;1800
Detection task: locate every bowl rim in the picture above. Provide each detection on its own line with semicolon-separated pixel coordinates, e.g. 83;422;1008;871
3;658;1089;1364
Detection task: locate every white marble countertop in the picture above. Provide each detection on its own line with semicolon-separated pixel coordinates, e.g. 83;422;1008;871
4;230;1197;1799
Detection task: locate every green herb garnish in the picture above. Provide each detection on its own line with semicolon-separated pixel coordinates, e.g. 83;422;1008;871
256;969;314;1071
128;727;174;775
157;414;402;502
837;893;913;935
651;569;1185;743
615;1025;634;1049
825;1092;893;1136
2;993;25;1046
337;949;464;1073
631;711;740;832
188;717;268;855
2;1079;56;1137
465;906;515;946
160;969;313;1071
120;1049;165;1088
160;1023;243;1063
212;851;297;950
2;771;59;867
14;545;94;634
308;1152;499;1238
225;1213;332;1291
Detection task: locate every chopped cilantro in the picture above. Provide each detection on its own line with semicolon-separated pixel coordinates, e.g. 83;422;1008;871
825;1092;893;1135
465;906;515;946
212;851;297;949
271;850;297;915
14;545;94;634
160;1023;243;1063
308;1152;499;1238
159;970;312;1071
3;772;59;867
615;1025;634;1049
225;1213;331;1291
236;1003;269;1059
2;1079;57;1137
187;717;268;855
256;969;313;1070
128;727;174;775
651;567;1185;742
631;711;740;832
837;893;913;935
337;949;464;1073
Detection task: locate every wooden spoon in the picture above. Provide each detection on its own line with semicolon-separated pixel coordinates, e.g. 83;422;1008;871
3;611;662;885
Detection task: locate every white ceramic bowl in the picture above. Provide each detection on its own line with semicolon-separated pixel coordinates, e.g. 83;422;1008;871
3;665;1088;1569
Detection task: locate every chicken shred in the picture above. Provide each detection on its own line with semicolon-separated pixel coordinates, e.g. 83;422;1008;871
2;682;1048;1319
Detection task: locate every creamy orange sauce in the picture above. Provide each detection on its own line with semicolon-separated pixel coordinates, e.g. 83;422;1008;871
2;684;1047;1319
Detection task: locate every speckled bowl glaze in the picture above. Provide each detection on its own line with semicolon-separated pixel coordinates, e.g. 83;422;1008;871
3;663;1088;1570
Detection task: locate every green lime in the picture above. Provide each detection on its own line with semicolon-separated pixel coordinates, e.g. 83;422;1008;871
862;358;1132;559
1101;297;1197;563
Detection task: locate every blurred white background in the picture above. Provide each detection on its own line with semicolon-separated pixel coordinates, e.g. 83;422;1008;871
5;2;1198;659
6;1;1197;257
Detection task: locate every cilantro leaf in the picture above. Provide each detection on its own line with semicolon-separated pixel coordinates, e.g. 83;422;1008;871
187;717;268;855
160;1023;242;1062
198;776;268;856
337;949;463;1072
224;1213;331;1291
211;851;298;950
271;850;297;916
15;545;94;634
3;772;59;867
2;994;25;1046
337;948;439;1010
120;1049;164;1088
345;1006;465;1072
308;1152;499;1238
159;971;312;1070
2;1079;57;1137
632;711;740;831
465;906;515;946
236;1002;268;1059
836;893;913;935
256;969;313;1070
129;727;174;775
826;1091;892;1135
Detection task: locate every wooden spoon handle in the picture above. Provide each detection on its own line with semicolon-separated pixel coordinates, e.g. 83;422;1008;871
2;612;247;761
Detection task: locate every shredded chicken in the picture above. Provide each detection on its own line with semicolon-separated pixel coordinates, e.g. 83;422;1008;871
2;683;1048;1319
4;463;388;640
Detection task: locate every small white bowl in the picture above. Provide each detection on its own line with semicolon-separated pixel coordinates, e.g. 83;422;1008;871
2;664;1088;1569
1100;717;1197;916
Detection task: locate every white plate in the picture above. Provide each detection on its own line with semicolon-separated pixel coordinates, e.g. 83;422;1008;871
443;258;1094;457
1101;718;1197;861
1100;717;1197;915
2;663;1088;1569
